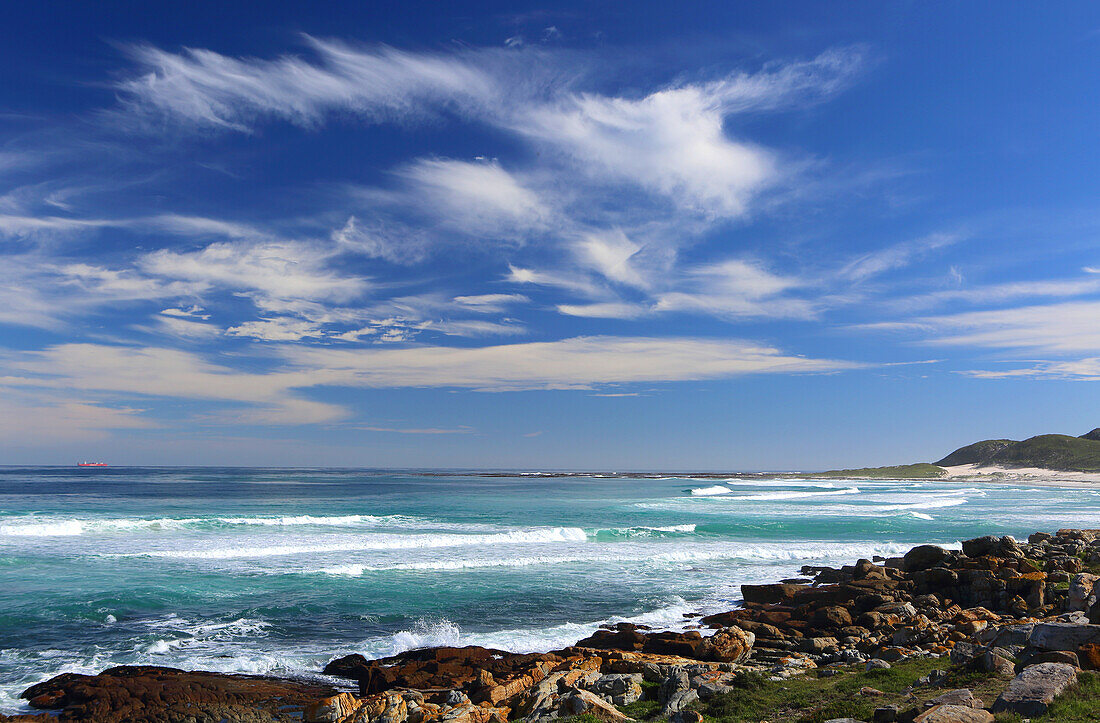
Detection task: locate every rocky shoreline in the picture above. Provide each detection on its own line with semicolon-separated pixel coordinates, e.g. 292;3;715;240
6;529;1100;723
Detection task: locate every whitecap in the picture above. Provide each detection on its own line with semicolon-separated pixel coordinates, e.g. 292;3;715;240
689;486;731;496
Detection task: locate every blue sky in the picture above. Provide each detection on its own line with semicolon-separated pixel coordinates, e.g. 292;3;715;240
2;2;1100;469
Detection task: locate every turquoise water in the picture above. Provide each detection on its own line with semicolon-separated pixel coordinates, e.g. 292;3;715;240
4;467;1100;713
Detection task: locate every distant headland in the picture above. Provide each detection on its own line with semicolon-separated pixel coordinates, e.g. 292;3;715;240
820;428;1100;480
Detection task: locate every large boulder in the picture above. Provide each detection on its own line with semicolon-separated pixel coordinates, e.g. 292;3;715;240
587;674;643;706
992;662;1078;716
962;535;1023;559
903;545;949;572
1069;573;1099;611
740;583;806;605
705;627;754;663
1028;622;1100;651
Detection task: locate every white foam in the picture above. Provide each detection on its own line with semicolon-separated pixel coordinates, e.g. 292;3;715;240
710;487;861;501
0;520;84;536
314;540;920;575
596;524;697;537
689;486;731;496
0;513;491;537
115;527;588;559
716;480;840;488
908;512;934;520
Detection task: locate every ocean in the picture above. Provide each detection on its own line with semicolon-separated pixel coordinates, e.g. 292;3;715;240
4;467;1100;713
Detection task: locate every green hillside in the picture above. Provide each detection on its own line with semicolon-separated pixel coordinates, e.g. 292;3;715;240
935;430;1100;472
934;439;1015;466
817;463;946;479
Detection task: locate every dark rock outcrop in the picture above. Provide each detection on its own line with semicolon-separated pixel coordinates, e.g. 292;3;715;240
11;666;337;723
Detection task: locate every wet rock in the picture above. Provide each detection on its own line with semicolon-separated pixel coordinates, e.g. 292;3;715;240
992;662;1078;716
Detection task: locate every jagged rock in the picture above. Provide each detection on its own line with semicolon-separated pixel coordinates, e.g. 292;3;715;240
992;662;1078;716
865;659;891;671
913;704;993;723
662;689;699;715
305;692;363;723
559;689;633;722
587;673;643;705
657;668;689;703
439;702;508;723
981;647;1016;676
1069;573;1099;611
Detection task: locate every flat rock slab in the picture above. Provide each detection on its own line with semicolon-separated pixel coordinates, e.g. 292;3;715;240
928;689;982;709
1028;622;1100;651
992;662;1078;717
914;704;993;723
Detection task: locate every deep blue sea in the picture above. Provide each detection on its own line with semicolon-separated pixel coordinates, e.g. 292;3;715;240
4;467;1100;713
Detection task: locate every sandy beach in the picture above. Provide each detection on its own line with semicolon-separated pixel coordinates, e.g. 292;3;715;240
941;464;1100;488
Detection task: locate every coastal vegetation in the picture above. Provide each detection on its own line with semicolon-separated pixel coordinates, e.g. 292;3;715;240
13;528;1100;722
935;432;1100;472
816;463;946;479
818;427;1100;477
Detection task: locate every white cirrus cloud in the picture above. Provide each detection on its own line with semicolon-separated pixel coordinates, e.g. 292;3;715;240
140;240;367;304
284;335;859;391
116;38;498;131
2;343;346;425
0;336;856;440
396;158;550;236
226;317;327;342
452;293;530;313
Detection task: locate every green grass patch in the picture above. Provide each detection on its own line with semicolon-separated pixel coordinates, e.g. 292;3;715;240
814;463;946;479
693;657;951;723
617;698;663;720
562;715;604;723
1038;671;1100;721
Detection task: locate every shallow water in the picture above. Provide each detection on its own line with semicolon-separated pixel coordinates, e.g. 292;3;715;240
3;467;1100;713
